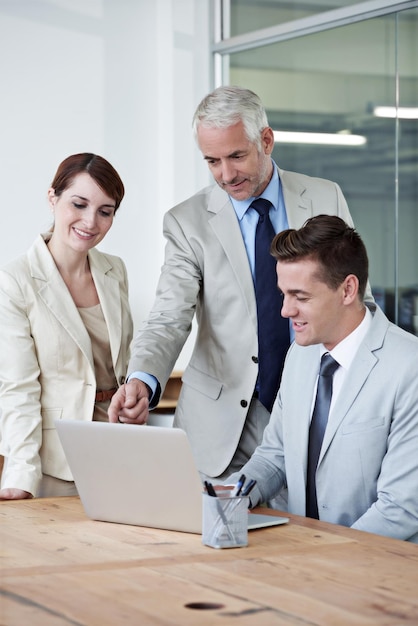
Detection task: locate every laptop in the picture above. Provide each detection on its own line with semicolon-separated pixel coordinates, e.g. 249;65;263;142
55;420;289;534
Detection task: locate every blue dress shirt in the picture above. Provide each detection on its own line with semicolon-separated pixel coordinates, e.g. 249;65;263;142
130;160;293;399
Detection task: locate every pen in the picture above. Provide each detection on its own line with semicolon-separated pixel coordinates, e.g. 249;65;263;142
231;474;246;497
204;480;218;497
241;479;257;497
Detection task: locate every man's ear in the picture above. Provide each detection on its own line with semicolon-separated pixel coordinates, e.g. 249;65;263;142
261;126;275;156
342;274;359;304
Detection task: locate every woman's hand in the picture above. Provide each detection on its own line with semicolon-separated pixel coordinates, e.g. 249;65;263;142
0;488;33;500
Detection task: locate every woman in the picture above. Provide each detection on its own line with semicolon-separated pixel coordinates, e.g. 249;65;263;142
0;153;133;499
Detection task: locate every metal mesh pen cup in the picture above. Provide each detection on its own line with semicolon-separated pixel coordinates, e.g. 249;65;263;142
202;492;249;549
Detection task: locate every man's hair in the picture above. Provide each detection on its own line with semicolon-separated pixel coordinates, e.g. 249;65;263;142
271;215;369;300
192;86;269;150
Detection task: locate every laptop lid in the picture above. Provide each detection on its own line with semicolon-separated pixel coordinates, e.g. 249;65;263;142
55;420;288;534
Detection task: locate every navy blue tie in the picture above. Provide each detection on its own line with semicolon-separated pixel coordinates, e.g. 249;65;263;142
252;198;290;412
306;353;340;519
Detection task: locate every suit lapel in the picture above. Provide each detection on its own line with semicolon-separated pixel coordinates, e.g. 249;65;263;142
89;250;122;367
207;186;257;330
279;168;313;229
29;235;94;369
290;346;322;474
319;306;383;463
38;275;94;369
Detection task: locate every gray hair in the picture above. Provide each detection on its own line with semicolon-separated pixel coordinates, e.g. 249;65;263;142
192;86;269;150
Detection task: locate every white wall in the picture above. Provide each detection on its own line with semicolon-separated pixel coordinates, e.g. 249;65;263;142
0;0;212;368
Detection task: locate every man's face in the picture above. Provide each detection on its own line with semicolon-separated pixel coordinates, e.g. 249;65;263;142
278;258;349;351
196;121;274;200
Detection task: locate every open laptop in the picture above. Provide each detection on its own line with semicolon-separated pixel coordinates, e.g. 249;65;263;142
55;420;289;534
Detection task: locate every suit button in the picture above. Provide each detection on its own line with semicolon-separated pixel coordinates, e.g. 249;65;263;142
240;400;248;408
252;356;258;363
119;376;126;385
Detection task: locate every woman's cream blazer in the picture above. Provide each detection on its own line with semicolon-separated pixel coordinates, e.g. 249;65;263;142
0;234;133;495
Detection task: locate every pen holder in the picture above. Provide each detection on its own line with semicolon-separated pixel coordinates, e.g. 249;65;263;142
202;492;249;549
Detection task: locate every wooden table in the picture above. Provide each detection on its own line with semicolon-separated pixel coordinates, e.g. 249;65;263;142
1;497;417;625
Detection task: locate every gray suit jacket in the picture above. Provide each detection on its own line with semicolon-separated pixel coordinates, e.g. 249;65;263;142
239;304;418;542
129;165;358;477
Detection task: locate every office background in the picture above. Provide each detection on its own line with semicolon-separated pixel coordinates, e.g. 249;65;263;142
0;0;417;372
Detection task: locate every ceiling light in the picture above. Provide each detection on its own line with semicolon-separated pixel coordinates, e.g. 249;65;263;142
273;131;367;146
373;106;418;119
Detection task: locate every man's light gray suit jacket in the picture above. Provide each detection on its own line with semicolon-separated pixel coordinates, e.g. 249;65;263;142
239;304;418;543
128;166;357;477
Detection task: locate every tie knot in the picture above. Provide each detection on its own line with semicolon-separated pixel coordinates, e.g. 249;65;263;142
251;198;272;218
319;353;339;377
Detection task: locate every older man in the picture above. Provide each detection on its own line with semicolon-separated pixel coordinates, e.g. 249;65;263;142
109;87;365;486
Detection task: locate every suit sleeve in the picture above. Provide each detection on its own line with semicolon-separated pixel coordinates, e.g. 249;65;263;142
127;210;201;404
0;269;43;495
226;391;287;507
350;349;418;541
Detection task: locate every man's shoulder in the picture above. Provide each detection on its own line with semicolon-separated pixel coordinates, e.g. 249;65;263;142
384;317;418;350
165;185;233;224
279;167;339;190
364;305;418;368
169;184;228;214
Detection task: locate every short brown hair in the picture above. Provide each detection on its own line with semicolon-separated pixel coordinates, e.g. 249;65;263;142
270;215;369;300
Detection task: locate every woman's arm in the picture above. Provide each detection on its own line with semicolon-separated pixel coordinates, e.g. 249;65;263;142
0;268;43;497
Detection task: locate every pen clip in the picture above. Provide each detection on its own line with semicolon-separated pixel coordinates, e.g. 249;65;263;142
232;473;246;497
241;479;257;497
204;480;218;497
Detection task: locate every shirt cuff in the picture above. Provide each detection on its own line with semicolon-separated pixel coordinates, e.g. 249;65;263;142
127;372;158;402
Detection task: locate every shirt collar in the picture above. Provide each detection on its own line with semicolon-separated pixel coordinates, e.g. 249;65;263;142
323;306;372;370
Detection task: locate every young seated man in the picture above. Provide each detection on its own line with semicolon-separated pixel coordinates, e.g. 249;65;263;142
226;214;418;543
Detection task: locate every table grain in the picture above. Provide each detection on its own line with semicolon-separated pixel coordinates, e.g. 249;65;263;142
1;496;417;625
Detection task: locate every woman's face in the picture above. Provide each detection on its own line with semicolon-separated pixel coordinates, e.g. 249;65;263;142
48;172;115;253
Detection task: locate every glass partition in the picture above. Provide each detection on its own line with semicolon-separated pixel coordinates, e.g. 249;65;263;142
398;8;418;335
230;0;365;36
214;2;418;334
